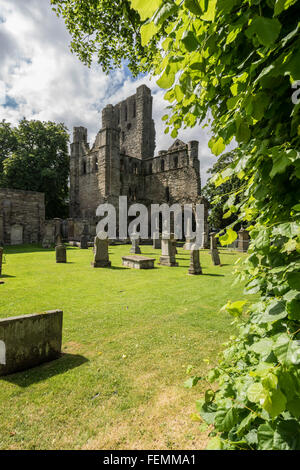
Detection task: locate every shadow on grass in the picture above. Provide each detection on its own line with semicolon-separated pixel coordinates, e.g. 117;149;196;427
3;244;55;255
1;353;89;387
0;274;16;278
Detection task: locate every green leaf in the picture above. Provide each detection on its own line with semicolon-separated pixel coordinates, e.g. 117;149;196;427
140;22;159;46
247;382;266;403
184;0;202;15
287;397;300;418
211;137;225;156
246;17;282;47
130;0;162;20
250;338;273;356
262;388;287;418
184;376;201;388
273;334;300;365
154;2;178;25
273;420;300;450
257;423;275;450
274;0;298;16
219;228;237;246
201;0;217;22
181;31;199;52
156;69;175;89
221;300;247;317
214;407;239;432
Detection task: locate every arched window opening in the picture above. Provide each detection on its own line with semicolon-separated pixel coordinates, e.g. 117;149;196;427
82;160;87;175
149;163;152;174
94;158;98;172
161;159;165;171
174;155;178;168
124;105;128;121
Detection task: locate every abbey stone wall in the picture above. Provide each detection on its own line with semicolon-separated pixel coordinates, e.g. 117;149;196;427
69;84;205;235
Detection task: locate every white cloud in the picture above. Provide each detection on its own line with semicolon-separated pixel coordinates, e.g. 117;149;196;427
0;0;232;184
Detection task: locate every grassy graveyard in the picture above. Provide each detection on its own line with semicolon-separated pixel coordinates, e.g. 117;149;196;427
0;244;247;450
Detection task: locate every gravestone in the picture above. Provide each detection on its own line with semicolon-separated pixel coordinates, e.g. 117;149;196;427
130;235;141;254
10;224;23;245
188;249;202;275
159;233;178;267
122;255;155;269
210;232;221;266
80;222;89;249
153;233;161;249
42;223;54;248
238;228;250;252
91;234;111;268
56;237;67;263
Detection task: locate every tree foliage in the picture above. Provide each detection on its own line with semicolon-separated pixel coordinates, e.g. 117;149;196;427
50;0;160;76
202;151;243;231
0;119;69;219
126;0;300;449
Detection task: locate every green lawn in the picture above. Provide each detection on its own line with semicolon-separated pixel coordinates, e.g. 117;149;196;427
0;244;246;450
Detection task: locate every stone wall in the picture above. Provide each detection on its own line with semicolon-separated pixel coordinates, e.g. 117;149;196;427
0;310;63;376
0;188;45;245
69;84;205;233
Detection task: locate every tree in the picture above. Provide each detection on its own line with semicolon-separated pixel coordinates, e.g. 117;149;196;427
50;0;160;76
202;151;243;231
0;119;69;218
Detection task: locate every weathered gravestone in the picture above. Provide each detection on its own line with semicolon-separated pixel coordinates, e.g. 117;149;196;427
42;223;55;248
153;236;161;249
210;232;221;266
188;249;202;275
159;233;178;267
91;234;111;268
122;255;155;269
80;222;89;249
130;235;141;254
0;310;63;376
10;224;23;245
238;228;250;252
56;241;67;263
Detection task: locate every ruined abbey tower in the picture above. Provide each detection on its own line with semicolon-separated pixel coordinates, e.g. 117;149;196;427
70;84;204;229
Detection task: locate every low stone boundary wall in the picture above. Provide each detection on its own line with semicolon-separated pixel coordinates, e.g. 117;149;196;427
0;310;63;376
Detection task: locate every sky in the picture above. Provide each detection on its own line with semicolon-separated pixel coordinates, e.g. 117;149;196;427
0;0;226;184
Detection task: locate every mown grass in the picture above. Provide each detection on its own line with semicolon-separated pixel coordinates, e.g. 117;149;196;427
0;244;246;450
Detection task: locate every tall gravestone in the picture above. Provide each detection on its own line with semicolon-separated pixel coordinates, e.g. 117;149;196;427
210;232;221;266
159;233;178;267
238;228;250;252
91;234;111;267
130;233;141;254
188;249;202;275
55;236;67;264
80;222;89;249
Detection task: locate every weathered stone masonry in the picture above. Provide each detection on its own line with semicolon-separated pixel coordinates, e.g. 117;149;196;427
70;85;206;234
0;188;45;245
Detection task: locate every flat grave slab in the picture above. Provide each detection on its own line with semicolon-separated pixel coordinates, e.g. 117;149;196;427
122;255;155;270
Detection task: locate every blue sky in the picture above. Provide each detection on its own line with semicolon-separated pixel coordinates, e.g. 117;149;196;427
0;0;225;183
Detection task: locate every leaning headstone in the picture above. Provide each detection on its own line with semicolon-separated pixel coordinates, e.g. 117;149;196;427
42;223;54;248
159;233;178;267
188;249;202;275
91;234;111;268
210;232;221;266
130;235;141;254
56;239;67;263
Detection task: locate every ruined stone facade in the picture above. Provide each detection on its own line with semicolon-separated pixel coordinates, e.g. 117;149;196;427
70;85;205;235
0;188;45;245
